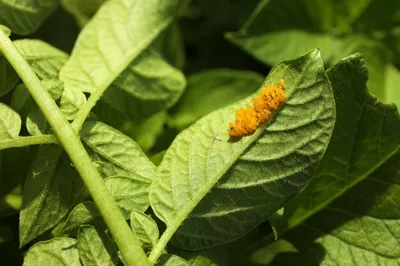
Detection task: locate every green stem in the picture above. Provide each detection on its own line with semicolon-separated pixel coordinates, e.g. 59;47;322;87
0;31;150;266
0;135;58;150
71;83;105;132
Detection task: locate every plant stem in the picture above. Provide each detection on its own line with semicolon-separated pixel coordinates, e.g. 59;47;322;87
0;135;58;150
71;84;105;132
0;31;150;266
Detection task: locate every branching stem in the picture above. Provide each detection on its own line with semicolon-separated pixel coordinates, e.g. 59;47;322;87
0;30;150;266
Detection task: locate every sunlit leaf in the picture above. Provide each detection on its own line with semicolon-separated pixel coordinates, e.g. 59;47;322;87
150;50;336;249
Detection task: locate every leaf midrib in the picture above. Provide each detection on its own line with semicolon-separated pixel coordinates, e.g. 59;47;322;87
0;1;39;13
165;69;313;230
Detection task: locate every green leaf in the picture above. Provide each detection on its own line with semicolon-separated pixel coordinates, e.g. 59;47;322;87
336;36;389;101
26;107;49;135
0;1;60;35
226;1;390;101
61;0;106;27
271;54;400;235
385;64;400;109
157;254;190;266
188;256;219;266
54;201;102;237
19;146;81;247
150;50;336;249
59;86;87;120
225;0;318;66
247;239;297;265
0;103;21;139
77;225;119;266
0;185;23;216
152;23;186;70
0;25;11;36
227;30;340;66
101;49;186;118
1;40;66;98
286;151;400;265
105;176;150;218
169;69;263;130
10;84;32;115
301;0;372;33
0;55;19;97
59;0;188;94
14;40;68;79
92;103;167;152
23;238;80;266
80;121;156;182
353;0;400;32
41;79;64;100
130;210;159;252
119;112;167;152
11;80;64;120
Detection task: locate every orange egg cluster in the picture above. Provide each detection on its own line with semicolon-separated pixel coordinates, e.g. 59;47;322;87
228;79;286;137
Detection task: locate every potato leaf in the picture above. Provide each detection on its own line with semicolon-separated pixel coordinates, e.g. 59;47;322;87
59;85;87;120
0;103;21;139
80;121;156;182
286;152;400;265
59;0;188;94
0;1;59;35
26;107;49;136
19;146;82;247
101;49;186;118
271;54;400;236
23;238;80;266
157;254;190;266
78;225;119;266
169;69;263;130
150;49;336;249
105;176;150;218
0;55;19;97
130;211;159;252
54;201;102;237
14;40;68;79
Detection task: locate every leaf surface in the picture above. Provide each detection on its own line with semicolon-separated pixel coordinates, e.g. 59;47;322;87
286;151;400;265
101;49;186;118
59;0;188;94
130;210;159;252
80;121;156;182
105;176;150;218
156;254;190;266
26;107;49;136
55;201;102;236
226;0;389;101
23;238;80;266
271;54;400;235
77;225;119;266
150;50;336;249
0;55;19;97
0;103;21;139
170;69;263;130
14;40;68;79
0;0;60;35
19;146;82;247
